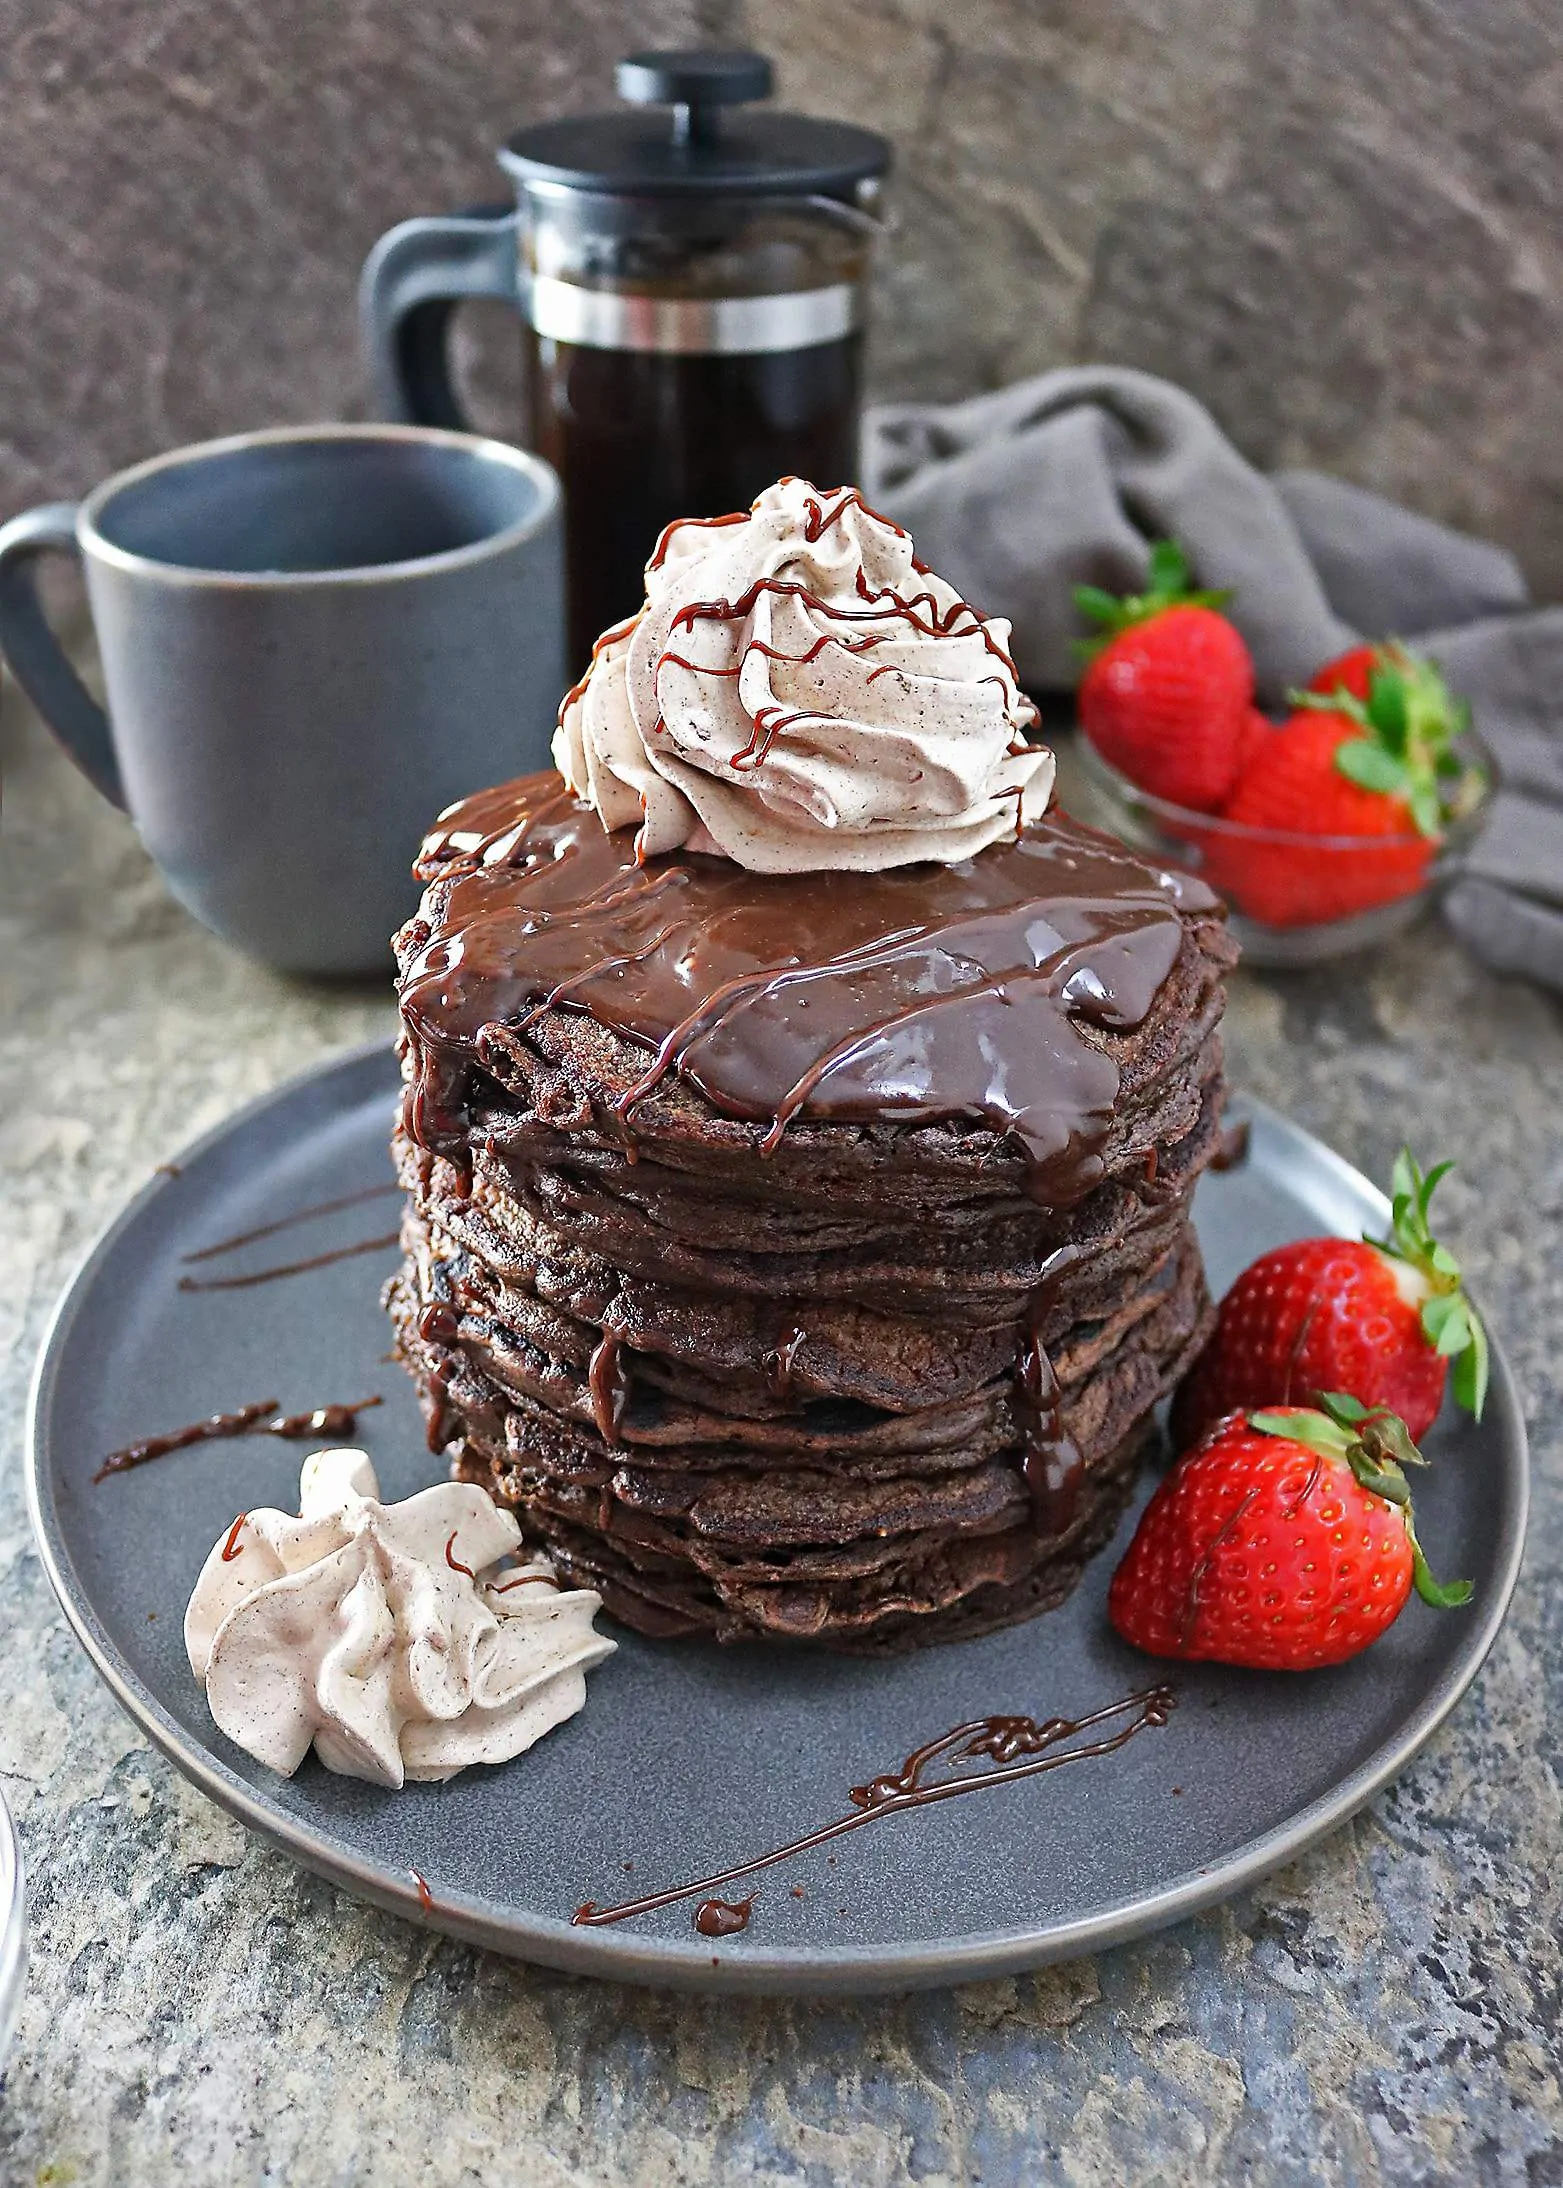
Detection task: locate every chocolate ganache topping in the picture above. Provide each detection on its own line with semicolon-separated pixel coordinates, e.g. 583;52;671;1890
395;774;1213;1201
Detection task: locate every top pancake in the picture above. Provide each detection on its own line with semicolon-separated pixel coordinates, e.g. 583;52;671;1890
394;771;1231;1209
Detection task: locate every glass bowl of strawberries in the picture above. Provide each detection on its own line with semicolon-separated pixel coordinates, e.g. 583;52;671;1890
1068;546;1493;965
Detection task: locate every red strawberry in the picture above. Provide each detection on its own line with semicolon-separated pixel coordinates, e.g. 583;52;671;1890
1237;706;1273;770
1174;1148;1488;1447
1210;645;1484;927
1171;709;1275;882
1075;541;1254;811
1307;642;1381;704
1215;710;1433;922
1108;1396;1470;1671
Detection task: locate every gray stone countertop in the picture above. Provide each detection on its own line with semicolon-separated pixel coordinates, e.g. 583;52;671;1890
1;690;1560;2188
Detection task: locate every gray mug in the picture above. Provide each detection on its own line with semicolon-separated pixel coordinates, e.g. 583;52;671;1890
0;424;564;974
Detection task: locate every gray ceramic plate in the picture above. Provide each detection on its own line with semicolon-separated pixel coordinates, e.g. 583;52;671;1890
26;1043;1527;1996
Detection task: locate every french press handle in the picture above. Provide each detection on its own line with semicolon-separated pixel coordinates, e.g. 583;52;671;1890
359;202;518;429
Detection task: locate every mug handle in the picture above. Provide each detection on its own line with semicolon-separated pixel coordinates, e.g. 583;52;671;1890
0;503;125;809
359;205;521;429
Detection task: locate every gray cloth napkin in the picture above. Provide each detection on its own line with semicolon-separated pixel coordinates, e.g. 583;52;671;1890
865;366;1563;990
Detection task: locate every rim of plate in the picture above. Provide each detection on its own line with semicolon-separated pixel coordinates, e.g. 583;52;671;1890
23;1041;1530;1995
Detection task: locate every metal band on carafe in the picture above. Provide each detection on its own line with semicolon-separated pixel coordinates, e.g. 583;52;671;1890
525;274;861;356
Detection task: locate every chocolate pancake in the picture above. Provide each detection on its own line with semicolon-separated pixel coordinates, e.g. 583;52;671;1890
389;769;1236;1649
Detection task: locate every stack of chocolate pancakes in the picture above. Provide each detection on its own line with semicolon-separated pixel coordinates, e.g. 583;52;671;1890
388;771;1237;1651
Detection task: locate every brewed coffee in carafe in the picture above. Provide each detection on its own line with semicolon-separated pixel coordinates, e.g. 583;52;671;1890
501;51;889;670
529;339;860;668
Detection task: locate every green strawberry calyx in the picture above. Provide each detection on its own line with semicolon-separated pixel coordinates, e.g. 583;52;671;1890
1289;641;1486;840
1249;1394;1473;1610
1363;1146;1490;1420
1072;538;1233;661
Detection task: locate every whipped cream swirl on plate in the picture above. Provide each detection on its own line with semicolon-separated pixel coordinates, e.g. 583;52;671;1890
185;1450;614;1787
553;477;1053;872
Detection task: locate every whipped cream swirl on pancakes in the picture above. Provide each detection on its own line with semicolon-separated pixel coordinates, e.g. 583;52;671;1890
552;478;1053;872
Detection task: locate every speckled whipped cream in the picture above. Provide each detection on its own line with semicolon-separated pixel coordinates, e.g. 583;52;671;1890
552;476;1053;872
184;1450;614;1788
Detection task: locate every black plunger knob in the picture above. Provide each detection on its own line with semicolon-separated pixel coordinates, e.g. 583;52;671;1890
616;50;774;145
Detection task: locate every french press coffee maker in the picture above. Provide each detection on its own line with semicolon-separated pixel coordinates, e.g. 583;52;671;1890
361;50;891;669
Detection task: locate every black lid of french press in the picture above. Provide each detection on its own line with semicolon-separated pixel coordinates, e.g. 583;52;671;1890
500;48;890;198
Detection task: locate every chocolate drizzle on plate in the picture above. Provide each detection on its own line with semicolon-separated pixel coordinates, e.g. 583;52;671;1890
397;772;1211;1208
174;1182;402;1292
572;1684;1174;1930
181;1183;401;1265
693;1894;756;1938
94;1396;383;1483
177;1234;400;1293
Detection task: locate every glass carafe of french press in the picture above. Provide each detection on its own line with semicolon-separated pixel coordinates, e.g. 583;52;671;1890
362;51;890;671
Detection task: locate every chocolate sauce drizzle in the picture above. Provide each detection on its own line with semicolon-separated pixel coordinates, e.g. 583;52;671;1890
557;613;643;721
662;570;1020;688
801;485;908;544
1015;1325;1085;1535
94;1396;382;1482
762;1325;808;1404
398;774;1210;1209
572;1684;1174;1930
180;1182;400;1265
624;543;1036;784
177;1233;400;1293
588;1330;632;1444
693;1894;756;1938
418;1301;461;1347
1006;1240;1088;1533
423;1354;461;1454
1212;1115;1252;1172
647;508;749;571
